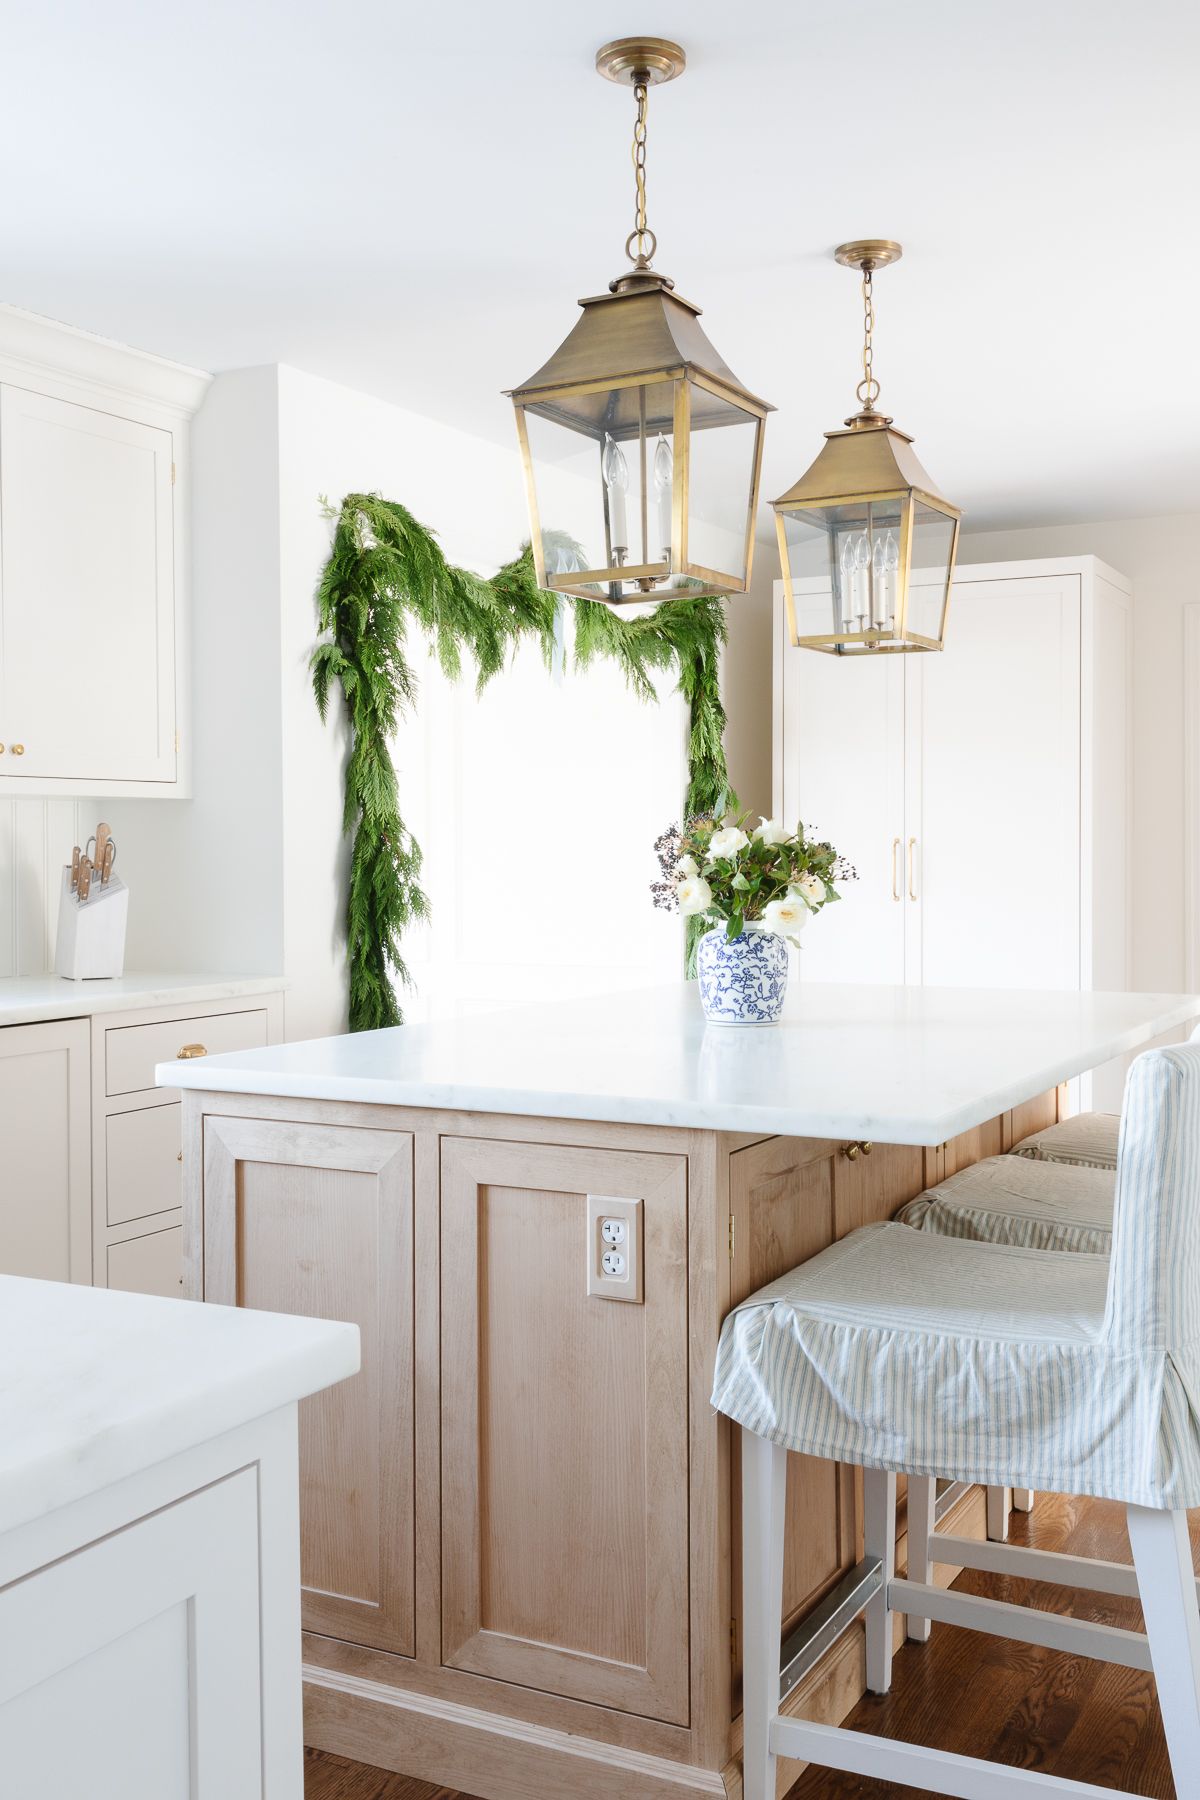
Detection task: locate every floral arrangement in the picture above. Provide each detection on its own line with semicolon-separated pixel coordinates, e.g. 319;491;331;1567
652;813;856;947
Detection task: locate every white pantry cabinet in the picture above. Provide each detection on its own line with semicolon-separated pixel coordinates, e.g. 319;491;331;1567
0;306;209;797
774;557;1131;1104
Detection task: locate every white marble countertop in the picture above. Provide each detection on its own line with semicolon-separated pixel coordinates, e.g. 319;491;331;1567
157;981;1200;1145
0;971;285;1028
0;1275;359;1535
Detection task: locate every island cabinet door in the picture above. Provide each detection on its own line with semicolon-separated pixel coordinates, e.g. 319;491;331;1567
440;1137;690;1726
203;1116;415;1656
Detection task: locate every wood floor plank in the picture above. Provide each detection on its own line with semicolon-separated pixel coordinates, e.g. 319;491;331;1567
303;1494;1195;1800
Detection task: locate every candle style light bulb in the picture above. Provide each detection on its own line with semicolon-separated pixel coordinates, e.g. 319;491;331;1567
653;434;674;571
882;529;899;626
838;534;857;626
853;530;871;628
603;433;629;563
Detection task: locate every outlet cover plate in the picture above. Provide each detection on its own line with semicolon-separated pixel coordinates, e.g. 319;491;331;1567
586;1194;643;1303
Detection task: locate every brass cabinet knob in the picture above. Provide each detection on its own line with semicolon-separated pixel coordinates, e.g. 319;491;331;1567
176;1043;207;1059
0;744;5;754
842;1140;874;1160
11;744;24;756
176;1150;183;1162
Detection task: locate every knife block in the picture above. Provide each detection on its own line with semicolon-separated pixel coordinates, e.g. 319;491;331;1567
54;867;129;980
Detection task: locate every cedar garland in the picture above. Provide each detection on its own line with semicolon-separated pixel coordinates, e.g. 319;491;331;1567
312;493;734;1031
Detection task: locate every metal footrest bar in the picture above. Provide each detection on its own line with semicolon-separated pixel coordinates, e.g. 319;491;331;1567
770;1718;1138;1798
777;1556;882;1702
933;1479;973;1524
888;1577;1152;1670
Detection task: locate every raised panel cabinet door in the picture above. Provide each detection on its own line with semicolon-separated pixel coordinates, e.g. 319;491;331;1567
203;1116;415;1655
0;1018;90;1282
0;384;175;784
908;573;1082;990
441;1137;689;1725
776;589;906;983
0;1468;262;1798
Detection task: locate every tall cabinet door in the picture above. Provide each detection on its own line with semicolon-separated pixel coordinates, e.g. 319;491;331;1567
776;613;907;983
0;385;175;784
203;1116;415;1656
440;1137;689;1725
908;572;1081;989
0;1018;90;1283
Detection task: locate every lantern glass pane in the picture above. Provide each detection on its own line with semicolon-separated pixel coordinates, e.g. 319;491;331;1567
685;383;759;585
783;499;904;641
522;385;678;595
907;501;956;642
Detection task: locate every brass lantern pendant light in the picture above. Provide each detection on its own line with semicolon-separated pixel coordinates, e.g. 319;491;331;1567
506;38;773;606
774;241;961;655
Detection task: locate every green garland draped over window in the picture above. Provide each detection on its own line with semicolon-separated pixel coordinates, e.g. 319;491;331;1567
312;493;734;1031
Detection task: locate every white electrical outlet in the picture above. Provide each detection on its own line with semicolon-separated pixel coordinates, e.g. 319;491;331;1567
586;1195;643;1303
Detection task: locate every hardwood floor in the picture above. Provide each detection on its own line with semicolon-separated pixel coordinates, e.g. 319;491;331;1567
304;1491;1194;1800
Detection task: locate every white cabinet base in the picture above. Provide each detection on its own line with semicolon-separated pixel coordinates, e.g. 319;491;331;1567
0;1406;305;1799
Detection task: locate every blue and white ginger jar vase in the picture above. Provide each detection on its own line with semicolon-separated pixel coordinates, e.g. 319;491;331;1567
696;924;788;1025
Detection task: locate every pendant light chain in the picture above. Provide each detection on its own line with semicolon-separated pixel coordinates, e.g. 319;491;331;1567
856;266;881;410
626;75;657;265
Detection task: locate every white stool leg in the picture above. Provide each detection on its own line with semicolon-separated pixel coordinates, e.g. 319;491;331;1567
986;1484;1010;1541
1012;1487;1035;1513
741;1431;787;1800
905;1475;936;1644
863;1467;897;1693
1128;1505;1200;1781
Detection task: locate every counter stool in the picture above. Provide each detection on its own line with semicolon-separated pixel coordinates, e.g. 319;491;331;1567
1009;1111;1120;1170
899;1151;1117;1537
715;1043;1200;1800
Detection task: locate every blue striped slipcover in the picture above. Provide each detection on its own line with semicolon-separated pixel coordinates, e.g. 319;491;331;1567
712;1044;1200;1509
897;1154;1115;1253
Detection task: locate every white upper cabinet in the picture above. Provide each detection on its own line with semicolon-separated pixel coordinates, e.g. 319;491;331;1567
775;556;1132;1015
0;307;209;797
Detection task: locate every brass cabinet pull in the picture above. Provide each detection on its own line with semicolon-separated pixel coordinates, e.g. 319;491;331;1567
11;744;24;756
891;836;902;902
0;745;5;754
176;1150;183;1162
177;1043;207;1059
842;1140;874;1160
907;836;919;902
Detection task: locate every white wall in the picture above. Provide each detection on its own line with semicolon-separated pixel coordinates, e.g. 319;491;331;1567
956;514;1200;995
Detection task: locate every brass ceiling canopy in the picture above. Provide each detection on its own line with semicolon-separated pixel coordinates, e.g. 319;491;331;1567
773;239;961;656
505;37;772;605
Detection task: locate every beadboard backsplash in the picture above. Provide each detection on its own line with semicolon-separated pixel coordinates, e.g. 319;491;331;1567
0;800;86;977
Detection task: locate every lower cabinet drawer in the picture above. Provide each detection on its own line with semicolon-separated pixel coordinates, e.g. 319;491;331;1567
107;1224;183;1297
106;1008;269;1097
107;1103;182;1225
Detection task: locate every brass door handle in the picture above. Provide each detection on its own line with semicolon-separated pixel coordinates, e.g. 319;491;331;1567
891;836;902;902
177;1043;207;1059
907;837;919;902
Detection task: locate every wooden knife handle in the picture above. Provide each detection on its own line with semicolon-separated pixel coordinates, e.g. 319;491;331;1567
77;856;92;902
70;847;81;892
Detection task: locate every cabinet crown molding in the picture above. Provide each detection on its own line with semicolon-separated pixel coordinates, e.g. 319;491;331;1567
0;305;211;420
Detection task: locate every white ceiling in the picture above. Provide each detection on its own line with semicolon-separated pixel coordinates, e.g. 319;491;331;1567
4;0;1198;530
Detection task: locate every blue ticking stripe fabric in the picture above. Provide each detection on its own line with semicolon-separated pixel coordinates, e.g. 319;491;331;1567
897;1154;1115;1253
712;1045;1200;1510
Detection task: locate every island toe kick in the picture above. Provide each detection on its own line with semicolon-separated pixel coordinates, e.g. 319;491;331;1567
182;1086;1060;1799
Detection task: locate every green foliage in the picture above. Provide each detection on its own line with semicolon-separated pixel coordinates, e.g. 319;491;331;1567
312;493;733;1030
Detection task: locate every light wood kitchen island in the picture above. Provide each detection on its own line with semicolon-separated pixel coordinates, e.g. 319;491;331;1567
163;982;1198;1800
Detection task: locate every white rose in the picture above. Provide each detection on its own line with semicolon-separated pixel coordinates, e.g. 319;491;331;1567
675;854;698;878
754;817;789;847
762;895;809;937
708;826;749;859
677;875;713;917
794;873;825;909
